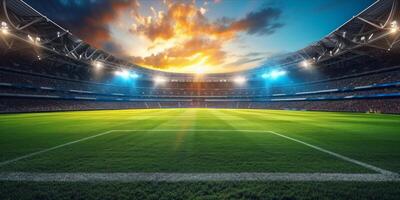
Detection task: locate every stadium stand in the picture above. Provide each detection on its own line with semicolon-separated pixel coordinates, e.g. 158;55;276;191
1;64;399;113
0;0;399;114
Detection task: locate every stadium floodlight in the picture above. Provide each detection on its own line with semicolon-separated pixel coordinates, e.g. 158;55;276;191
154;76;168;84
93;61;104;69
1;21;9;35
114;70;122;76
115;69;130;79
27;34;41;45
270;70;287;79
130;72;139;78
120;70;130;78
390;21;398;34
300;60;311;68
262;73;270;79
114;69;138;79
263;70;287;79
233;76;246;85
28;34;34;42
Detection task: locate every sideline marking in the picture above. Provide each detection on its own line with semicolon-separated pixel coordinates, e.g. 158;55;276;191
0;129;397;177
267;131;397;175
0;172;399;182
0;130;115;167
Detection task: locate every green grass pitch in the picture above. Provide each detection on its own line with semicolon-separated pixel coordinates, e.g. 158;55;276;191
0;109;400;199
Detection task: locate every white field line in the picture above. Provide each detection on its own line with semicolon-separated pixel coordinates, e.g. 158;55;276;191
267;131;397;176
0;172;399;182
0;129;398;182
113;130;398;176
0;130;115;167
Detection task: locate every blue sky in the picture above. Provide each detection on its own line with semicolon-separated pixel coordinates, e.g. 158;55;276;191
25;0;374;73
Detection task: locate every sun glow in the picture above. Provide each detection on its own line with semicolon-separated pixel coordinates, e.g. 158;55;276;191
102;0;282;74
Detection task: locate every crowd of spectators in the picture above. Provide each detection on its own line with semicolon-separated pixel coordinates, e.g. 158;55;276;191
256;99;400;114
1;67;400;97
2;98;400;114
0;98;148;113
0;64;400;114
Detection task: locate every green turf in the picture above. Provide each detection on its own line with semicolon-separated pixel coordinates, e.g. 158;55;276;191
1;181;400;200
1;108;400;199
0;109;400;173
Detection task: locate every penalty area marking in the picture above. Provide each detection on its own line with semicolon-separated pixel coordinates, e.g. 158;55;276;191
0;129;398;182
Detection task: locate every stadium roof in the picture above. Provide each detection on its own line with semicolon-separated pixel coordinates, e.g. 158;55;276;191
0;0;399;80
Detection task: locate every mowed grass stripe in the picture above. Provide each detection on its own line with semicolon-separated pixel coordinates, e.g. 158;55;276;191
205;110;396;174
218;109;400;173
0;130;369;173
0;109;399;173
0;130;115;167
0;109;179;161
267;131;396;175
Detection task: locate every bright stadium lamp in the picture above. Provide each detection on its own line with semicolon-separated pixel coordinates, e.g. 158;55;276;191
390;21;398;34
154;76;167;84
1;21;9;35
115;69;130;79
263;70;287;79
114;70;122;76
300;60;311;68
233;76;246;85
120;70;130;78
130;72;139;78
27;34;41;45
262;73;270;79
93;61;103;69
270;70;287;79
28;34;34;42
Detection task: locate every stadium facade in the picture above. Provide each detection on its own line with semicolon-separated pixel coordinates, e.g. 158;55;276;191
0;0;400;113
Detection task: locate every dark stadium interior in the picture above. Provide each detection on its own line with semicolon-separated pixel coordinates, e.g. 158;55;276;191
1;0;400;114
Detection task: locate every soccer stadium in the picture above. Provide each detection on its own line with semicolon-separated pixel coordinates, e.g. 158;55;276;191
0;0;400;199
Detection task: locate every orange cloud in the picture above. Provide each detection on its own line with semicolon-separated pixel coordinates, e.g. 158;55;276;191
126;1;283;73
131;2;243;42
132;37;225;71
75;0;283;73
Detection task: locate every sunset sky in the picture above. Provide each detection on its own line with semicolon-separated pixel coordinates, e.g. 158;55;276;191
25;0;374;73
